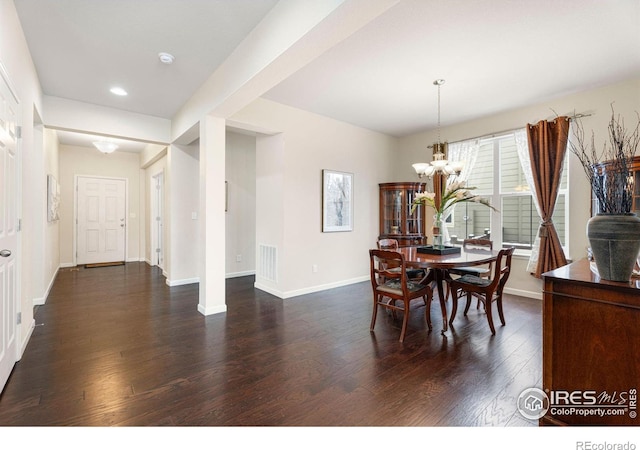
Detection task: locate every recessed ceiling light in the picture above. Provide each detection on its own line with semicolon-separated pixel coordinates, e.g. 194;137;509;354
158;52;175;65
110;87;128;96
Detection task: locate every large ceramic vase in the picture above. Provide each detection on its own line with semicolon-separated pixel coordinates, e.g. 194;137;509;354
587;213;640;282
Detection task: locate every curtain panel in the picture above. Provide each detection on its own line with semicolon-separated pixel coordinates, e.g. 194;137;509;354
525;116;570;278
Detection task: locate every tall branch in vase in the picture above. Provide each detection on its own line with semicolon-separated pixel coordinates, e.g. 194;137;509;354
570;105;640;214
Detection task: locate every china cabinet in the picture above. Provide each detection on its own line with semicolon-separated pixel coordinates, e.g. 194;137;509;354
378;182;426;247
591;155;640;214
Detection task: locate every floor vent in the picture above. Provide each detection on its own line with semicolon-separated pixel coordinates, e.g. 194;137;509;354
258;244;277;282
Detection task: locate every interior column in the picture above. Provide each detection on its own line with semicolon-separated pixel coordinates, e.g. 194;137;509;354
198;114;226;315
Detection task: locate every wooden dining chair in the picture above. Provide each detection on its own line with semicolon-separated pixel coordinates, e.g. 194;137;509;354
449;238;494;278
447;247;515;334
446;238;493;303
376;239;426;281
369;249;433;342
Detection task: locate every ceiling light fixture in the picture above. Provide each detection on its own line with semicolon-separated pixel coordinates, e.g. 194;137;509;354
93;141;118;154
110;87;128;96
412;79;464;178
158;52;175;65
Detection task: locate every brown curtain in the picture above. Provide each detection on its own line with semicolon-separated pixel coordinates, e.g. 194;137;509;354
526;116;569;278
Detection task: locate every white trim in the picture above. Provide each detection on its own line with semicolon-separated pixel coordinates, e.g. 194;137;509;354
150;170;164;269
197;304;227;316
255;275;370;299
59;262;76;268
18;320;35;361
504;287;542;300
253;282;284;298
226;270;256;279
165;277;199;287
32;266;60;306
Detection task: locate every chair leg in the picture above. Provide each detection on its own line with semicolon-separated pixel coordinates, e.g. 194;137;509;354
424;294;432;330
370;294;380;331
485;294;496;335
449;286;459;326
399;300;410;343
496;294;506;326
464;292;472;315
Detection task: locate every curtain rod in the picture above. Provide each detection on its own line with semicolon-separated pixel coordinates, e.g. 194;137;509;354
449;112;593;145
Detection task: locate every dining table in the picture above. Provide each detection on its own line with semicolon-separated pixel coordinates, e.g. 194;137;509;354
397;245;499;334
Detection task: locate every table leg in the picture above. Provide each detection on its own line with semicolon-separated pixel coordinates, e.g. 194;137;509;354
434;269;448;333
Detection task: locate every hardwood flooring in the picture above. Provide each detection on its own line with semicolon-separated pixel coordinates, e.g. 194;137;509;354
0;262;542;426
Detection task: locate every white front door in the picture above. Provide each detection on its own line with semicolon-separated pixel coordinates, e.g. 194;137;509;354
76;176;126;265
0;69;19;393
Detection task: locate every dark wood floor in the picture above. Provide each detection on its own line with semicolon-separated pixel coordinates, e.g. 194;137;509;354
0;262;542;426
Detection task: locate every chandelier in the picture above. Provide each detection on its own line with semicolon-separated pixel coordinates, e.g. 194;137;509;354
93;141;118;154
412;79;464;178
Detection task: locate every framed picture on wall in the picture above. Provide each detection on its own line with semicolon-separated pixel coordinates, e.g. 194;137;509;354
322;169;353;232
47;174;60;222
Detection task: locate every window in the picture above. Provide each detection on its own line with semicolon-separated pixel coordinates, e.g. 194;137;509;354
447;132;568;252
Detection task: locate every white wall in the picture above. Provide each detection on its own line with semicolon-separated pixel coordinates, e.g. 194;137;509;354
395;77;640;298
42;128;60;303
225;131;256;278
165;143;200;285
231;98;397;298
58;145;143;265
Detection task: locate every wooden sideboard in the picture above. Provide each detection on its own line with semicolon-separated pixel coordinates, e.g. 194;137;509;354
541;259;640;425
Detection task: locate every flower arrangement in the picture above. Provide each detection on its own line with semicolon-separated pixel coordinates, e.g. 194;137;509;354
569;106;640;214
410;180;497;216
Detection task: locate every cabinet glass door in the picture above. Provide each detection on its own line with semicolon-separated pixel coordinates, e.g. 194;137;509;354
382;189;403;235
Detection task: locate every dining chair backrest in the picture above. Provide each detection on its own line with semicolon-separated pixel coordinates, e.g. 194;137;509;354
491;247;515;291
370;248;406;288
463;238;493;251
377;238;399;250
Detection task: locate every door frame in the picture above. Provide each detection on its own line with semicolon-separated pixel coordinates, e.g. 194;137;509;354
73;175;128;266
150;170;165;269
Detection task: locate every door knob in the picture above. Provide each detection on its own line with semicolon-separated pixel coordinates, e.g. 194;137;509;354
0;249;11;257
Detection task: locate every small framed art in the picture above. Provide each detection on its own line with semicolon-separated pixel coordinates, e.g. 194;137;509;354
322;170;353;232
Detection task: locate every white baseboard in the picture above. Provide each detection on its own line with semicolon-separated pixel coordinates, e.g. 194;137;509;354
504;287;542;300
33;266;60;306
166;277;199;287
197;303;227;316
226;270;256;279
18;319;35;360
253;282;285;298
60;262;75;268
255;275;370;299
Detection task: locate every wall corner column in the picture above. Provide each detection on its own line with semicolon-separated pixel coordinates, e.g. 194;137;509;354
198;115;227;315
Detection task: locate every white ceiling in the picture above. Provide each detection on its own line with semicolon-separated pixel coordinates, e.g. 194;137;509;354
14;0;640;149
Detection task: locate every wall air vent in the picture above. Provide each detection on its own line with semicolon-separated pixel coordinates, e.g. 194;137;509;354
258;244;277;282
